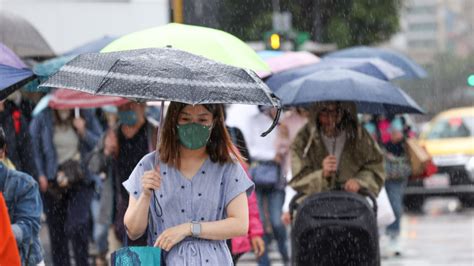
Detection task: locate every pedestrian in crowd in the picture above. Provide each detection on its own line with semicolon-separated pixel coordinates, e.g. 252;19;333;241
30;108;102;266
226;124;265;263
246;106;290;266
112;102;157;246
277;108;309;226
86;129;119;265
289;101;385;207
0;127;44;265
123;102;254;265
0;192;21;266
382;117;412;257
0;99;36;177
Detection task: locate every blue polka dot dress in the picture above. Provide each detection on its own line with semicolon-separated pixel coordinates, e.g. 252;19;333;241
123;151;254;266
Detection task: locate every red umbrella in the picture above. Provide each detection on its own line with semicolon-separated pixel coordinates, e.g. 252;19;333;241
49;88;128;109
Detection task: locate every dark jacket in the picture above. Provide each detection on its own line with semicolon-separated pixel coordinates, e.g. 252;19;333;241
0;163;43;265
0;101;37;178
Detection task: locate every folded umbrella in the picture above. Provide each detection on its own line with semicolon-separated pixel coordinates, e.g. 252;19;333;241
266;58;405;91
275;68;423;114
39;47;280;135
325;46;427;79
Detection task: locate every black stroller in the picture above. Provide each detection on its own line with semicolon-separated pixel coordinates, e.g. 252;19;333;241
289;189;379;266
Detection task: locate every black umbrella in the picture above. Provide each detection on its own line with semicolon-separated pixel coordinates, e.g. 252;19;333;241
40;47;281;136
0;11;55;59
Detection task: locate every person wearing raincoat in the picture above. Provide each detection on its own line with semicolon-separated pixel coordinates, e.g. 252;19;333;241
288;101;385;206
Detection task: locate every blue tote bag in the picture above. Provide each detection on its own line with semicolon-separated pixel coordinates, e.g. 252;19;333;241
111;195;163;265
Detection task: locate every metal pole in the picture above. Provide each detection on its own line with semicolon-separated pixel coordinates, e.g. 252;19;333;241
172;0;184;23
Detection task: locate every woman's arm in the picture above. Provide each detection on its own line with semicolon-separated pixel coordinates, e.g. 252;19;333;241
124;169;161;240
155;192;249;251
201;192;249;240
124;192;152;240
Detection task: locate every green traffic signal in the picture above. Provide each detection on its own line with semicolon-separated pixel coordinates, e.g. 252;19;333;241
468;74;474;87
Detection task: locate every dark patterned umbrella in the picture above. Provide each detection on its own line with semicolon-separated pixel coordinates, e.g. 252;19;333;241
40;47;281;135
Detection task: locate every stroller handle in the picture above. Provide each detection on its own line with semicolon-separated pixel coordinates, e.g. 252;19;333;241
358;188;378;216
288;187;378;220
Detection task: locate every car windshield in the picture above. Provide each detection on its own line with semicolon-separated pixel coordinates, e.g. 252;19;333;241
426;116;474;139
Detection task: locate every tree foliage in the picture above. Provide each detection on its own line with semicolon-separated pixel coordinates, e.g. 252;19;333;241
218;0;402;48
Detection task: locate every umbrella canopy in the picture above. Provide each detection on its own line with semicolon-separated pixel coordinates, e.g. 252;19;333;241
40;47;279;106
275;69;424;114
266;58;405;91
101;23;270;72
63;36;118;56
48;88;129;109
0;43;28;68
0;11;55;59
0;64;35;100
24;55;76;93
325;46;427;79
257;50;285;60
40;48;280;136
264;51;320;74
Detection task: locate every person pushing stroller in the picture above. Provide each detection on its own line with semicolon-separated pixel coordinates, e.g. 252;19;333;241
286;101;386;266
287;101;385;204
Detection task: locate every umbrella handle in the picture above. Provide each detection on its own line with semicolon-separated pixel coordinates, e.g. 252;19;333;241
154;101;165;169
74;107;80;118
260;107;281;137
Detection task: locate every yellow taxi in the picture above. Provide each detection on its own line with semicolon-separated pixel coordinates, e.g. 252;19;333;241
404;107;474;211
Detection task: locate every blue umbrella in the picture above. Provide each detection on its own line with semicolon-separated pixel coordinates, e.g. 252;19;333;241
0;64;34;100
257;50;285;60
63;35;117;56
266;57;405;91
25;37;119;92
24;55;76;93
275;69;424;114
324;46;427;79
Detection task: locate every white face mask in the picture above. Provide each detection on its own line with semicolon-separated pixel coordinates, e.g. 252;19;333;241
57;110;71;121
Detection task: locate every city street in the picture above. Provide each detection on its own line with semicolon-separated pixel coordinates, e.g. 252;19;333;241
39;197;474;265
237;198;474;266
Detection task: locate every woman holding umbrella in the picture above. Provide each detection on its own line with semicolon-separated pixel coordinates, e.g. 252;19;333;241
123;102;254;265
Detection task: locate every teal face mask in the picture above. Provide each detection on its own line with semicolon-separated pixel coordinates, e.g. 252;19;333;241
118;110;138;126
177;123;212;150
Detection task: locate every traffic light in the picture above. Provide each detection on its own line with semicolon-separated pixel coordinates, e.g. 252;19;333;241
270;33;281;50
264;31;283;50
467;74;474;87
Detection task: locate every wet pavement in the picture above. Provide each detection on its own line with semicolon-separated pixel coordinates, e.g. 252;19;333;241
237;197;474;265
39;198;473;265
